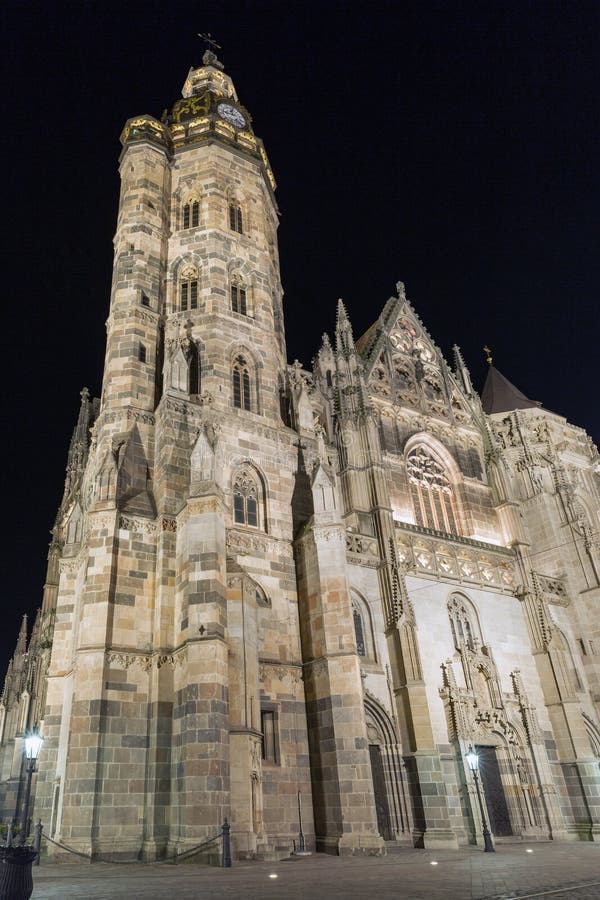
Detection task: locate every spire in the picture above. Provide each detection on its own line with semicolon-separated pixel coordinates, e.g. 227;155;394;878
15;614;28;656
333;299;373;421
481;365;541;415
335;299;355;356
452;344;473;396
1;659;13;703
64;388;92;499
69;388;91;455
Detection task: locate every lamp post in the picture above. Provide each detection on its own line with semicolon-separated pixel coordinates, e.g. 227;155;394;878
18;730;44;841
466;746;495;853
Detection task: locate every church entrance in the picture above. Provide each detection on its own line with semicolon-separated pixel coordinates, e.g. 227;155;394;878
476;745;512;836
369;744;393;840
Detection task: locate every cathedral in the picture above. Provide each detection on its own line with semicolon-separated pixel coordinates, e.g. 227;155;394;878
2;49;600;862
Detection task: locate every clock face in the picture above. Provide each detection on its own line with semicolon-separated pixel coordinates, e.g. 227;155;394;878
217;102;247;129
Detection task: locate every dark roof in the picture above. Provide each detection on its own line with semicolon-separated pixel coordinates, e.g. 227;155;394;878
481;365;542;415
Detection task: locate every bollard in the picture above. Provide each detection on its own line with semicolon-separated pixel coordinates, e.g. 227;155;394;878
0;845;37;900
5;825;12;849
221;818;231;868
32;822;42;866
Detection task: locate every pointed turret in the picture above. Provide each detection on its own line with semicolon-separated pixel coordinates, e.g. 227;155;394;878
481;365;541;415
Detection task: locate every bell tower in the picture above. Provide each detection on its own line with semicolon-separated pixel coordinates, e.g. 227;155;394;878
35;47;314;863
106;45;285;418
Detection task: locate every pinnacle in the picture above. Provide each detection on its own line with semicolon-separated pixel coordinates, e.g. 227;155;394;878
452;344;465;367
336;298;349;327
16;614;28;654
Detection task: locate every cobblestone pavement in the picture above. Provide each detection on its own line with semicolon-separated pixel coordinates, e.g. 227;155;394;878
28;842;600;900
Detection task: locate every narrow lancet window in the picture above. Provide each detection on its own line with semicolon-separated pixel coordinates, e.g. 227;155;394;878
180;265;199;311
233;356;252;410
229;203;243;234
233;468;260;528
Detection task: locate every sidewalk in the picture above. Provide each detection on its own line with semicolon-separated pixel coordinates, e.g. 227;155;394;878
30;842;600;899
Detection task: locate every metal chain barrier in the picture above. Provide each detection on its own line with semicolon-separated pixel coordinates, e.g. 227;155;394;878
40;819;231;866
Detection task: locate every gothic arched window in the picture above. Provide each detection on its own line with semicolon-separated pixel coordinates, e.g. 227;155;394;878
229;202;243;234
232;356;252;411
179;265;199;312
448;594;478;652
233;468;260;528
231;276;247;315
406;446;459;534
351;593;375;661
182;199;200;230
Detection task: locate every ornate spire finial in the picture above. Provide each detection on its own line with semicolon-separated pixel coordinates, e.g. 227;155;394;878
198;32;224;69
483;345;493;365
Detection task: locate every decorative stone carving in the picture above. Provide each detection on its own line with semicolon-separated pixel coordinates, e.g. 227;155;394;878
312;526;345;544
259;661;303;686
105;649;185;671
535;573;569;606
226;528;294;558
346;532;378;557
396;524;515;593
119;515;157;534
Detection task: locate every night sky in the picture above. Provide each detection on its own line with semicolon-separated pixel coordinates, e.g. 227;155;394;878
1;2;598;675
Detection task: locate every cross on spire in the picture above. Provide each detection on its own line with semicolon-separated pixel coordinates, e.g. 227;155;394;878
197;32;224;69
198;32;222;52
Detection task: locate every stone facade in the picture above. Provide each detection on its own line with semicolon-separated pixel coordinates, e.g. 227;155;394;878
2;52;600;860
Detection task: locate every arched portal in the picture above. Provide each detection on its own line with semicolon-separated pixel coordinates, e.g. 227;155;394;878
364;695;413;843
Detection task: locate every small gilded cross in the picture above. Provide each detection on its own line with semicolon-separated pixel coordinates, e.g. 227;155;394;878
483;345;493;365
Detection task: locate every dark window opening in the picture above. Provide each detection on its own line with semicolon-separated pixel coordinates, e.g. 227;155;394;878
231;284;247;315
183;200;199;230
233;492;245;524
181;279;198;312
353;608;366;656
139;343;147;363
229;203;243;234
233;357;252;411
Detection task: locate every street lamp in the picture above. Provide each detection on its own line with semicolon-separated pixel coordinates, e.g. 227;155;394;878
466;745;495;853
19;729;44;840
